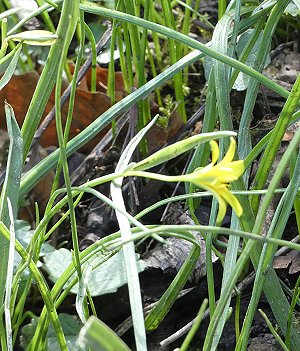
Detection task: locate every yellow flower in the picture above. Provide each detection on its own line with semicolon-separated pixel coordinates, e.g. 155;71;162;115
181;137;244;222
126;136;244;223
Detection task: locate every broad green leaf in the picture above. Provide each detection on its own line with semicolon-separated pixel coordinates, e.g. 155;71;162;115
21;314;84;351
43;249;146;296
233;30;270;91
5;30;58;46
14;220;54;273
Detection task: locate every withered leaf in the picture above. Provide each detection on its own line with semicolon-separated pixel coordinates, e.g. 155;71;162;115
0;71;111;151
273;250;300;274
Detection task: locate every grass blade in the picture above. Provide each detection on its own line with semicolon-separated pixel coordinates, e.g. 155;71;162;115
145;244;200;331
20;0;79;160
110;118;158;350
0;103;23;309
79;316;131;351
0;44;22;90
4;199;15;351
19;49;203;196
179;299;208;351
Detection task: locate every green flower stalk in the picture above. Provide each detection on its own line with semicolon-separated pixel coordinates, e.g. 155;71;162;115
126;137;244;223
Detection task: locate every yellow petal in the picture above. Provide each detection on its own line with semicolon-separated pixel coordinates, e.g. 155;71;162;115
218;186;243;217
215;193;228;222
200;182;228;223
209;140;220;164
228;160;244;178
188;165;214;184
216;161;244;182
221;137;236;163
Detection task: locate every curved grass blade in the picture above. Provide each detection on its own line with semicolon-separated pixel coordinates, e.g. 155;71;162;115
79;316;130;351
20;1;79;160
19;49;203;196
109;117;159;350
145;243;200;331
0;44;22;90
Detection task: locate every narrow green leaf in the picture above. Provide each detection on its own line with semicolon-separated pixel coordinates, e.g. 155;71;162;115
145;244;200;331
0;222;68;350
80;3;292;100
0;103;23;307
251;73;300;212
79;316;131;351
0;45;22;90
20;1;79;160
109;118;159;350
179;299;208;351
4;199;15;351
259;309;290;351
0;8;22;21
19;50;203;196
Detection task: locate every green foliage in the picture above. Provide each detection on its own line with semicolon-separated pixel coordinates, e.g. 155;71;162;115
79;316;130;351
14;220;54;274
21;314;84;351
233;29;270;91
43;249;146;297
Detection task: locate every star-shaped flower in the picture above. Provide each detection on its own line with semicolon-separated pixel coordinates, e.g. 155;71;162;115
180;137;244;222
126;137;244;223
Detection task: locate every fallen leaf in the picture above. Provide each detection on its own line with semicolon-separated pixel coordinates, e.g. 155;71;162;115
145;107;184;153
282;121;300;141
0;71;111;151
69;63;125;100
273;250;300;274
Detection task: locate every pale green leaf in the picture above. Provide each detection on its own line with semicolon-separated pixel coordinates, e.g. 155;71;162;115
0;45;22;91
43;249;147;296
233;30;270;91
21;314;84;351
285;2;300;16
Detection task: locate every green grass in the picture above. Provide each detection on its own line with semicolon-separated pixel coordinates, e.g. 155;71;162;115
0;1;300;350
